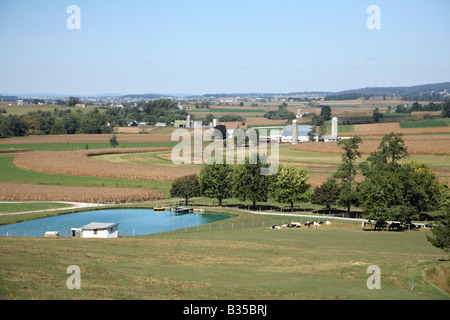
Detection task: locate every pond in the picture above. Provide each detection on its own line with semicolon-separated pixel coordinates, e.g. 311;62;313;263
0;209;233;237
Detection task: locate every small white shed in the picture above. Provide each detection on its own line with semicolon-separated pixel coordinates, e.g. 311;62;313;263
77;222;120;239
44;231;59;238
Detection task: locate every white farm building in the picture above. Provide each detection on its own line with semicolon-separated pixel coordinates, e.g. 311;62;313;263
71;222;119;239
270;124;316;143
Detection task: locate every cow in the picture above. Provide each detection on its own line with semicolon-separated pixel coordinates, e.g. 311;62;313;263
313;221;320;229
374;220;388;231
388;222;402;231
271;225;281;230
289;222;302;229
361;220;372;231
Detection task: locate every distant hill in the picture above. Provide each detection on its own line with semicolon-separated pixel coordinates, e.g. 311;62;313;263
325;82;450;101
0;95;18;101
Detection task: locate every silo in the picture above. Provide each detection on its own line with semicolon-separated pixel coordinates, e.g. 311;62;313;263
332;117;338;137
212;119;218;127
186;115;191;128
292;119;298;145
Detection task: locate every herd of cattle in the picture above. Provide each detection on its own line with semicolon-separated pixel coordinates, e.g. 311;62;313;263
360;220;431;231
270;220;431;231
271;221;332;230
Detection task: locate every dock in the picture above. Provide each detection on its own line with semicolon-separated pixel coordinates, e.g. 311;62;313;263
171;206;193;214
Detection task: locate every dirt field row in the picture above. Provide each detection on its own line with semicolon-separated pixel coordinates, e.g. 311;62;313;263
0;183;165;203
13;148;200;182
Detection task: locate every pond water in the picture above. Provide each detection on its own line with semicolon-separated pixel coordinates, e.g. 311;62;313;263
0;209;233;237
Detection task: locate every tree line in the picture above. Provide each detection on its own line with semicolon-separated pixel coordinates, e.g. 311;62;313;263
0;99;188;137
170;133;449;224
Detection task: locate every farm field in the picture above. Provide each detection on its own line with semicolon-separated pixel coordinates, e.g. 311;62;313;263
0;209;448;300
1;121;450;204
0;105;449;301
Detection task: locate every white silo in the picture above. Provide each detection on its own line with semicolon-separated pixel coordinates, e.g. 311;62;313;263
186;115;191;128
332;117;338;137
212;119;218;127
292;119;298;145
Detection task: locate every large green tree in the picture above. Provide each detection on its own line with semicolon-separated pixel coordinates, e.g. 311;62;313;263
310;178;340;214
232;155;270;208
377;132;408;164
358;132;422;222
427;207;450;253
320;105;332;121
67;96;80;107
333;136;363;217
170;174;201;205
270;164;311;211
199;161;233;206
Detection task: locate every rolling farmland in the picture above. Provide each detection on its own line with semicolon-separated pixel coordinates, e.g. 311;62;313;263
0;103;449;301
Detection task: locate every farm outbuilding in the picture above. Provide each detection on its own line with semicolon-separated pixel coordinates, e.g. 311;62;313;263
72;222;119;238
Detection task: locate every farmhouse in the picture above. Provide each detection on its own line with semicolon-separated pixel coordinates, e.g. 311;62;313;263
221;122;248;139
71;222;119;238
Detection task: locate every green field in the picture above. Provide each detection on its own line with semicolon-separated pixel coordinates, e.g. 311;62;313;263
400;120;449;128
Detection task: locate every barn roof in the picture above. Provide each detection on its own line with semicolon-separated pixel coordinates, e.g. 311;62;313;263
282;124;315;136
81;222;119;230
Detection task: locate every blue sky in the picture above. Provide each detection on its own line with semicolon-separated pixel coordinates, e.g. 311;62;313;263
0;0;449;95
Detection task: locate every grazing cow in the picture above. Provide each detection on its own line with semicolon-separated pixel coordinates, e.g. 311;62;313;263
313;221;320;229
361;220;372;231
374;221;388;231
388;222;402;231
304;221;312;228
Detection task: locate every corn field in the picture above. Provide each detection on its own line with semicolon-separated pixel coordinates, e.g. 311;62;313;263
0;183;165;203
14;148;200;182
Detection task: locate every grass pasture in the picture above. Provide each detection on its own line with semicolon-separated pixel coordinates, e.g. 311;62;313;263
0;211;448;300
